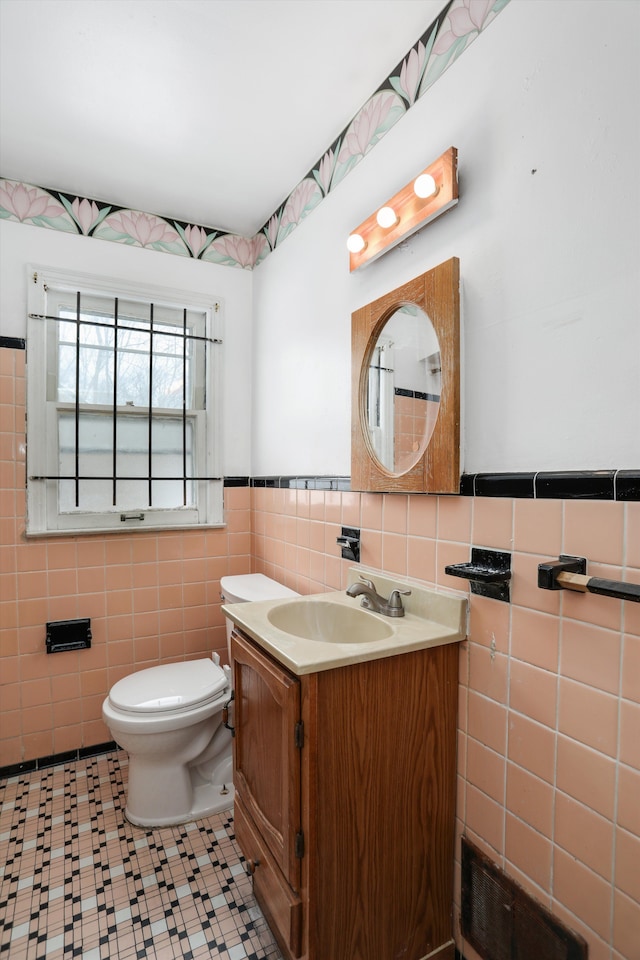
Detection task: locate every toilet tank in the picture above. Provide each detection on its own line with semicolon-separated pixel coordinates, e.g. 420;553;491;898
220;574;299;658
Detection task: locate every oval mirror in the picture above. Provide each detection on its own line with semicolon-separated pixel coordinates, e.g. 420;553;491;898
365;304;441;474
351;258;460;493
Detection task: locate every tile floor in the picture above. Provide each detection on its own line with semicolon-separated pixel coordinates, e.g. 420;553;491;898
0;751;283;960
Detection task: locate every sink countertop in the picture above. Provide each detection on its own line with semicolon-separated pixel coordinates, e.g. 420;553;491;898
222;575;468;676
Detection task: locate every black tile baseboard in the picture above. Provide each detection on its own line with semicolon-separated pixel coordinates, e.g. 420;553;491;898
0;741;118;780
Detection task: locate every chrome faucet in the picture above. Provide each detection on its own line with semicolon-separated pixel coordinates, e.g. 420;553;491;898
346;576;411;618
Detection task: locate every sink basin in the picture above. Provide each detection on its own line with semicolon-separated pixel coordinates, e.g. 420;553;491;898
267;599;394;644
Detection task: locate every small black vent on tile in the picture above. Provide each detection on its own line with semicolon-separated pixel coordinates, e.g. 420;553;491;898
46;618;92;653
461;837;587;960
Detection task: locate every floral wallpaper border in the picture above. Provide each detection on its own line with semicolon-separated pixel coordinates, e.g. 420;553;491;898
0;0;510;271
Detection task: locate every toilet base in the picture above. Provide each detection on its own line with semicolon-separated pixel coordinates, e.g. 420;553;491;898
125;780;235;828
123;729;235;828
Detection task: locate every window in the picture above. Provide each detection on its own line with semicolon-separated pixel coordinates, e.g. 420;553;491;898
26;268;223;535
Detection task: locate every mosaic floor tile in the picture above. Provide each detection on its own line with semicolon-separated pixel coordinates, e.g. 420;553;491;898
0;752;283;960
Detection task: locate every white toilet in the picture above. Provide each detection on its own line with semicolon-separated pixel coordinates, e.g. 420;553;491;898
102;573;298;828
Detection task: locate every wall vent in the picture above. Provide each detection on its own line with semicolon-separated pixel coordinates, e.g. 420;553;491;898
461;837;588;960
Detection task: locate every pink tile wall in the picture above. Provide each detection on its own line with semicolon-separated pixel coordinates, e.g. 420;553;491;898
2;342;639;958
251;485;640;960
0;347;251;767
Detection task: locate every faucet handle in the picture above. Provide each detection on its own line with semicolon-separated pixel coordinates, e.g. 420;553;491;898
359;575;376;590
388;588;411;608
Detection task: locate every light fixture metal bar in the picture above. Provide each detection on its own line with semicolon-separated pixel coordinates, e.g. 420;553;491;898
348;146;458;272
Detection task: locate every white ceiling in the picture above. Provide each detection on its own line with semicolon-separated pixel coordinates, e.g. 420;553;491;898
0;0;444;237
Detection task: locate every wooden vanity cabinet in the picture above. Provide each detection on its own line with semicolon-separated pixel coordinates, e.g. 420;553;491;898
231;628;459;960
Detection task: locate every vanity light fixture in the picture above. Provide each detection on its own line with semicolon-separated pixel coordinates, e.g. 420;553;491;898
347;146;458;272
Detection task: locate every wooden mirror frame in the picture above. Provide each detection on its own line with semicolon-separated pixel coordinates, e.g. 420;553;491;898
351;257;460;493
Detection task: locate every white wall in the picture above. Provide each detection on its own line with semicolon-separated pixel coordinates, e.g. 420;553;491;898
0;219;254;475
252;0;640;475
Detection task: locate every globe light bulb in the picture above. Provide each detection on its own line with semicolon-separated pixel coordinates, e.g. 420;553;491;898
376;206;398;229
347;233;366;253
413;174;438;199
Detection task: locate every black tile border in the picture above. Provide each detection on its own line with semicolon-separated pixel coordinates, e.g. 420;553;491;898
0;740;118;781
244;470;640;501
536;470;616;500
0;335;26;350
251;476;351;491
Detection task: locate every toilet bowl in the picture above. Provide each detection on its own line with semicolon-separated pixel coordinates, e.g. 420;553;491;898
102;657;233;827
102;574;298;828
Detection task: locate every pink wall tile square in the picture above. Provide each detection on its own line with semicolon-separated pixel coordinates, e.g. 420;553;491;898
617;765;640;835
407;535;436;584
613;889;640;960
22;702;53;734
340;492;361;528
407;495;437;538
556;735;616;819
469;643;508;704
622;635;640;703
555;791;614;881
15;541;47;572
511;606;560;673
437;496;472;544
295;490;310;518
560;619;621;694
324;491;341;523
469;594;510;653
468;690;507;755
558;677;619;757
553;846;612;941
619;699;640;771
382;494;408;534
507;713;555;784
465;783;505;856
627;503;640;569
513;498;563;557
615;826;640;903
466;737;505;804
381;532;407;576
225;486;250;511
77;539;106;568
308;520;325;554
505;813;552;892
296;517;310;548
505;762;553;836
564;500;625;566
361;493;383;530
509;658;557;728
472;497;513;551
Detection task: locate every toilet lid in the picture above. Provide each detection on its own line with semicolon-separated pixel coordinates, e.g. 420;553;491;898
109;658;228;714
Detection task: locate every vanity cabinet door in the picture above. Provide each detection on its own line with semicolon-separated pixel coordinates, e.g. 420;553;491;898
232;630;302;892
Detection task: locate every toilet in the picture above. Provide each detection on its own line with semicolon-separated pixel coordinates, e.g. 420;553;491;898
102;573;298;828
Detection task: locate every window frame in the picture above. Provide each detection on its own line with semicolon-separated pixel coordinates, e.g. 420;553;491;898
26;266;224;536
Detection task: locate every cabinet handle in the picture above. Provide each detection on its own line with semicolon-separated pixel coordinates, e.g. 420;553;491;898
245;858;260;876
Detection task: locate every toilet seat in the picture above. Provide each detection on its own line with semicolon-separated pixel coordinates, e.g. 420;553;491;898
108;658;228;716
